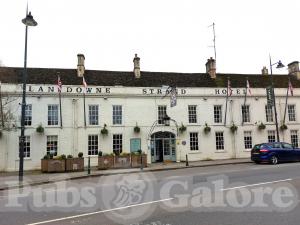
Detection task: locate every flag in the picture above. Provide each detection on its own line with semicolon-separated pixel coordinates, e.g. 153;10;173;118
170;87;177;107
57;76;62;93
246;79;252;95
82;76;87;93
288;80;294;96
227;79;233;96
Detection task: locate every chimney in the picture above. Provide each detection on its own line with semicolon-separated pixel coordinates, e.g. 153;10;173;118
206;57;216;79
77;54;85;77
288;61;300;79
261;66;268;75
133;54;141;78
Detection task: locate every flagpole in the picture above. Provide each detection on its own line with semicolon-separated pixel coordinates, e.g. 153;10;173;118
242;78;248;126
0;81;4;128
283;77;290;124
224;77;229;126
83;92;86;128
59;91;62;128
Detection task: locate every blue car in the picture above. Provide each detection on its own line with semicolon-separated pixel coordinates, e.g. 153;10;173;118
251;142;300;165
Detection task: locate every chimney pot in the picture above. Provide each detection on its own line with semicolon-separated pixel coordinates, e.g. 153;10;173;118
261;66;268;75
133;53;141;78
77;54;85;77
205;57;216;79
288;61;300;80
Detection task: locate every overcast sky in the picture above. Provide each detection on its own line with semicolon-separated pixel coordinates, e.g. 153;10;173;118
0;0;299;74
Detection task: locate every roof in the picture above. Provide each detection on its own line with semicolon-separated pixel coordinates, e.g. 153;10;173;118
0;66;299;88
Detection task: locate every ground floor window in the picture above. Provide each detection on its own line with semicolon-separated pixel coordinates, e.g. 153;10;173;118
215;132;224;150
88;135;99;155
113;134;123;155
267;130;276;143
291;130;299;148
47;135;58;156
244;131;252;149
189;132;199;150
19;136;30;158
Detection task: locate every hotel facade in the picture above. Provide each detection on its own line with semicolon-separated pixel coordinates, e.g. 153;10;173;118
0;55;300;171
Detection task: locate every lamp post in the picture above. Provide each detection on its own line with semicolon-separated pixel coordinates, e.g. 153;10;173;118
269;55;284;142
19;11;37;183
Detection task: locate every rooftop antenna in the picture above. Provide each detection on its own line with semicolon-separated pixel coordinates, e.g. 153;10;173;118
208;22;217;62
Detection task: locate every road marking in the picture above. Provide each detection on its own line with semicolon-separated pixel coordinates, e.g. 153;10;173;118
26;198;174;225
221;178;293;191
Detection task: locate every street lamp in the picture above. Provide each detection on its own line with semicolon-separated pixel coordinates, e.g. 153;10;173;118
19;11;37;182
269;55;284;142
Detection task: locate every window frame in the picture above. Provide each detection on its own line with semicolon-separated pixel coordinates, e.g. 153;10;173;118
48;104;59;126
288;104;296;122
265;105;274;122
215;131;224;150
214;105;222;123
88;135;99;156
241;105;250;123
158;105;167;125
24;104;32;126
188;105;197;124
243;131;252;149
46;135;58;156
88;105;99;125
267;130;276;143
189;132;199;151
112;105;122;125
113;134;123;155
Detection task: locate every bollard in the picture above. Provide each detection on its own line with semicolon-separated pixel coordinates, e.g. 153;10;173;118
186;154;189;167
88;156;91;175
140;154;143;171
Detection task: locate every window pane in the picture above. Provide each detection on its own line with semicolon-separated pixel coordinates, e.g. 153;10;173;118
19;136;30;158
113;134;123;155
188;105;197;123
88;135;99;155
242;105;250;123
48;105;59;125
215;132;224;150
113;105;122;125
265;105;273;122
268;130;275;143
291;130;298;148
214;105;222;123
288;105;296;122
158;106;167;124
24;104;32;126
244;131;252;149
190;132;199;150
47;135;58;156
89;105;99;125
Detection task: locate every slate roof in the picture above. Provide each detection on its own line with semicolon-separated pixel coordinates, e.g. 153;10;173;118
0;66;299;88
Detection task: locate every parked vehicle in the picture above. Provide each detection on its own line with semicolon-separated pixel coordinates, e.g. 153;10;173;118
251;142;300;165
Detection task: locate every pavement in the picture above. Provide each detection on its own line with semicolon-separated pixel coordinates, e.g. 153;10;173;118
0;158;251;191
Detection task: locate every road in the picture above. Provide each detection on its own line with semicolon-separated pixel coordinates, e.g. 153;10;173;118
1;162;300;225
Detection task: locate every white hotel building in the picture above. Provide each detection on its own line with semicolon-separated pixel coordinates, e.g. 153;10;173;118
0;55;300;171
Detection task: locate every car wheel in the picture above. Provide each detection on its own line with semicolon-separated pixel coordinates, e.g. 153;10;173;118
254;161;260;164
270;156;278;165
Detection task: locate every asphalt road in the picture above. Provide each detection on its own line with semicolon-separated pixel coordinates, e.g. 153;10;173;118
1;162;300;225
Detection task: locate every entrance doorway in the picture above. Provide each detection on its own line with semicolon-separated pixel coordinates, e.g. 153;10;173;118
150;132;176;162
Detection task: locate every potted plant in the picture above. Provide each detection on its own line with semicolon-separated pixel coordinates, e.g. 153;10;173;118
258;122;266;130
101;124;108;136
114;152;131;168
179;123;187;133
131;151;147;168
66;152;84;172
41;154;66;173
204;123;211;134
98;152;114;170
230;123;238;133
280;123;288;131
36;124;44;134
134;123;140;133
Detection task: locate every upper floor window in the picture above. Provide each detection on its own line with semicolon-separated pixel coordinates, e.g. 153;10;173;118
215;132;224;150
113;105;122;125
47;135;58;156
113;134;123;155
265;105;273;122
214;105;222;123
188;105;197;123
288;105;296;122
241;105;250;123
88;135;99;155
158;105;167;125
89;105;99;125
48;104;58;125
189;132;199;150
24;104;32;126
291;130;299;148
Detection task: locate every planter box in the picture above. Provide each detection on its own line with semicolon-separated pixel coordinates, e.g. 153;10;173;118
66;158;84;172
41;159;66;173
114;155;131;168
131;154;147;168
98;156;114;170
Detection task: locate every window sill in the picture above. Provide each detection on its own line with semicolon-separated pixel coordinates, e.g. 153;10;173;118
15;158;32;161
244;149;251;152
215;150;226;153
188;151;202;154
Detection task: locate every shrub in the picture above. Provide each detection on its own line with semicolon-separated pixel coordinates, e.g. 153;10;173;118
204;123;211;134
43;154;50;160
61;154;66;160
134;125;140;133
179;124;187;133
36;124;44;134
67;154;73;159
101;124;108;135
258;122;266;130
280;124;288;130
78;152;83;158
98;151;103;157
230;123;238;133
